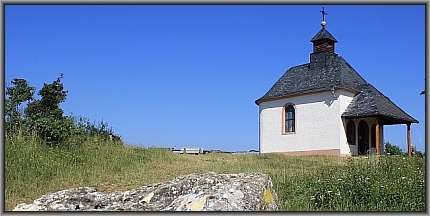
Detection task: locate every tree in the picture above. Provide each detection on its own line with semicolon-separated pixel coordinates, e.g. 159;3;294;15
24;74;71;146
24;73;68;120
5;78;35;134
6;73;122;147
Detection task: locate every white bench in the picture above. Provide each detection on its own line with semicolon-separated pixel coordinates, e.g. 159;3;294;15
180;148;203;155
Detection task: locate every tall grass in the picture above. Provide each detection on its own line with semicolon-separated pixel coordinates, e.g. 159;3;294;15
5;134;425;211
281;156;425;211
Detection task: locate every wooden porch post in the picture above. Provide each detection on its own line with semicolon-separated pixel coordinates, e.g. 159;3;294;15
375;120;380;155
407;123;412;157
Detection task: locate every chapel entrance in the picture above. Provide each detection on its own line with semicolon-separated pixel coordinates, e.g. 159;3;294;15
357;120;369;155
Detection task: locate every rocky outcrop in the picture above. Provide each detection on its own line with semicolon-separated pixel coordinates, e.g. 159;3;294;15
13;172;279;211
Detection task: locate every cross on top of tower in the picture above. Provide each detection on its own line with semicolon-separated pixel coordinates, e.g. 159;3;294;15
320;7;327;21
319;7;327;27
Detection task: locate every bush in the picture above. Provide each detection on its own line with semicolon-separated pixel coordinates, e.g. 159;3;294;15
31;117;76;147
412;146;425;158
384;142;405;156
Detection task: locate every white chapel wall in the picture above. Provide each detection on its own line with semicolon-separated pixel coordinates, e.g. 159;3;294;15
259;90;354;154
338;90;356;155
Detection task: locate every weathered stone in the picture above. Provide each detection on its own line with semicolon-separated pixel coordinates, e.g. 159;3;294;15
12;172;279;211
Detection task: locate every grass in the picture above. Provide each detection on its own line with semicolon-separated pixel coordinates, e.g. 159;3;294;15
5;135;425;211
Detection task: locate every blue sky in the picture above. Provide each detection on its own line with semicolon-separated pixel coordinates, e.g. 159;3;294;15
5;5;425;153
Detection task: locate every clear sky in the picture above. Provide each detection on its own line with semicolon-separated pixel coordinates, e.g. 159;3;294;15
5;5;426;153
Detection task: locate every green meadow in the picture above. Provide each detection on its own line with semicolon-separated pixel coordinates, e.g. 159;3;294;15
5;134;425;211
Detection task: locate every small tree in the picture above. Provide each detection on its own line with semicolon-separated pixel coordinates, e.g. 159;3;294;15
5;78;35;135
24;73;67;120
24;74;72;146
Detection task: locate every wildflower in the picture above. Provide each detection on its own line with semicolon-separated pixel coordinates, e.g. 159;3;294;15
338;178;343;181
320;194;325;200
310;196;315;201
327;191;332;194
335;191;341;196
401;177;407;180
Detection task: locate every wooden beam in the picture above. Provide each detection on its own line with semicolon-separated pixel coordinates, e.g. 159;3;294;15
375;120;380;155
407;123;412;157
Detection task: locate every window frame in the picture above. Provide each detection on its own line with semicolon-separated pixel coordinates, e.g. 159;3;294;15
282;103;296;135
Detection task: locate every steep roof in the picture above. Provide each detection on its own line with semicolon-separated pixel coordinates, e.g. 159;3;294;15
255;26;418;125
255;54;367;102
342;83;419;125
310;27;338;43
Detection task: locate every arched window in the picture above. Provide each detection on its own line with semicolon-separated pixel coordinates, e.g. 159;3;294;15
346;120;356;145
285;105;295;133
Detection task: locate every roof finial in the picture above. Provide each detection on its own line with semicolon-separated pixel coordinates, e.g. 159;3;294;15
320;7;327;27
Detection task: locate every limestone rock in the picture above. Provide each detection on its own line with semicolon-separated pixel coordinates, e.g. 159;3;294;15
12;172;279;211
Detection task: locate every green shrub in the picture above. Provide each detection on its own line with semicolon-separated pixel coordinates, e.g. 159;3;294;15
384;141;405;156
412;146;425;158
31;117;77;147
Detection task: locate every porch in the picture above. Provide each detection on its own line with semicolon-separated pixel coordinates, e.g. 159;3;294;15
344;116;416;157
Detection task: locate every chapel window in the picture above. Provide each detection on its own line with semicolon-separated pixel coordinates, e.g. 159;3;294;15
285;105;295;133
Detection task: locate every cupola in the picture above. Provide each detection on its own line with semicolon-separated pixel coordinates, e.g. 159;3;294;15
309;7;339;70
310;7;338;54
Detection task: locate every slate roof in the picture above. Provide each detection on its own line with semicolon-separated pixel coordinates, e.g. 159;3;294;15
255;27;418;125
255;53;366;101
310;27;338;43
342;83;419;125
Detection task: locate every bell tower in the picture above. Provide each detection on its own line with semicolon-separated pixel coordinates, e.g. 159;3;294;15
309;7;338;69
